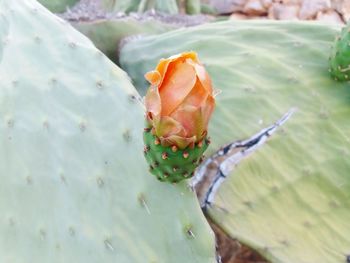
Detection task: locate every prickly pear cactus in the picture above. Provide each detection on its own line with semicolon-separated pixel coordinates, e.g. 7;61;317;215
60;1;210;63
101;0;201;14
329;22;350;81
38;0;78;12
102;0;179;14
185;0;201;14
144;129;209;182
119;21;350;263
64;17;176;63
0;1;217;262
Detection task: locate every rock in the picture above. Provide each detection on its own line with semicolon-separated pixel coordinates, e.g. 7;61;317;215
299;0;331;19
209;0;246;14
331;0;343;13
316;10;344;24
332;0;350;21
342;1;350;21
261;0;272;9
248;15;268;19
280;0;302;5
243;0;267;15
268;3;300;20
230;13;249;19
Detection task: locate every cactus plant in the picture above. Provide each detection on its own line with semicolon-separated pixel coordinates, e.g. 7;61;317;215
185;0;201;15
101;0;201;14
329;22;350;81
119;20;350;263
60;1;210;63
0;0;217;262
64;16;177;63
102;0;179;14
38;0;78;13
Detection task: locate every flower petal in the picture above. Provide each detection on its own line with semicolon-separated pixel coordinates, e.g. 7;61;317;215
180;76;209;108
154;116;185;138
154;51;199;89
144;51;215;149
144;70;161;86
187;59;213;93
154;58;171;87
200;94;215;133
167;51;198;62
171;105;204;140
159;59;197;116
145;86;161;119
171;94;215;141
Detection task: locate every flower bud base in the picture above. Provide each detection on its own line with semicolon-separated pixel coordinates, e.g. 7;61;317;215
143;128;209;183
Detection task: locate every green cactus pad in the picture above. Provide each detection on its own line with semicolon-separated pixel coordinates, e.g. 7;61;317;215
102;0;179;14
38;0;78;13
60;2;210;63
120;21;350;263
0;1;217;262
101;0;203;15
329;23;350;81
185;0;201;14
65;17;176;63
143;129;209;183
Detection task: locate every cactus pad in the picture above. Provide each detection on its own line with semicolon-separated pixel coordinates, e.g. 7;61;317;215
102;0;179;14
0;0;217;262
120;21;350;263
65;17;176;63
329;23;350;81
38;0;78;12
60;2;210;63
143;128;209;183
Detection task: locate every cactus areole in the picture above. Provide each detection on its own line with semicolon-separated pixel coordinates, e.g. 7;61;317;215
143;52;215;182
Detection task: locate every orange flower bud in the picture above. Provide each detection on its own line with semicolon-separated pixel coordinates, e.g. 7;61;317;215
144;52;215;149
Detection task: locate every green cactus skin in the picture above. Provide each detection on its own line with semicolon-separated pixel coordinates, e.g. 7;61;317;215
67;18;176;63
120;21;350;263
38;0;78;13
200;4;217;15
61;4;210;63
185;0;201;14
101;0;204;14
151;0;179;14
329;23;350;81
0;0;217;262
102;0;179;14
143;128;209;183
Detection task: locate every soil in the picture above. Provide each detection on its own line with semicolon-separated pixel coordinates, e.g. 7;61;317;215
208;216;268;263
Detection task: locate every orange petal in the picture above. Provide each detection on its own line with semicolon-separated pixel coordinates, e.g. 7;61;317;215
200;95;215;134
144;70;161;86
159;60;197;116
187;59;213;93
168;51;198;61
145;86;161;119
171;105;204;140
171;95;215;142
154;52;199;88
154;59;171;87
180;76;209;108
154;116;185;138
